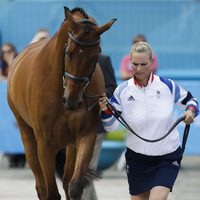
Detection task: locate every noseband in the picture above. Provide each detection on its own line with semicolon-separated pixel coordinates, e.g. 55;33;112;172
62;19;101;110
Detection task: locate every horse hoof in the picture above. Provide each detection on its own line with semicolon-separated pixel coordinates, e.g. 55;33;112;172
46;194;61;200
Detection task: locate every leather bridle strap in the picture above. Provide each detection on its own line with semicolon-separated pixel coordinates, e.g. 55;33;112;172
67;18;101;47
68;32;100;47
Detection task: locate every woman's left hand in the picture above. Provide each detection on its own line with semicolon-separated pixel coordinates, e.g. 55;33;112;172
184;109;195;124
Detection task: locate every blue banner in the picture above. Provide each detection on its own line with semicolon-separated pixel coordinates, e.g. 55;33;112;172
0;81;199;155
0;81;24;153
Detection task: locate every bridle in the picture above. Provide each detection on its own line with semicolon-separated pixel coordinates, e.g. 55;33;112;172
61;19;102;110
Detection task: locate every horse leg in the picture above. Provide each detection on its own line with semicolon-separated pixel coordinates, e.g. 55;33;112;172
7;97;46;200
14;119;46;199
68;132;97;200
63;144;77;200
20;125;47;200
37;139;61;200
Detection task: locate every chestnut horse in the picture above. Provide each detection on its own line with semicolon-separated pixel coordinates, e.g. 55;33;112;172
7;7;116;200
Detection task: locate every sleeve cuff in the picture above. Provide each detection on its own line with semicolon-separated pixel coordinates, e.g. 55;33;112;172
186;105;196;112
186;105;197;117
103;108;113;115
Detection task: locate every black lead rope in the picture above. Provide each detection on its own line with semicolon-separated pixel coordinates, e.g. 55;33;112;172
106;101;190;153
181;124;190;153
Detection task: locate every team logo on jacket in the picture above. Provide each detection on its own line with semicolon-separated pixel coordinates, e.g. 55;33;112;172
127;95;135;101
156;90;161;98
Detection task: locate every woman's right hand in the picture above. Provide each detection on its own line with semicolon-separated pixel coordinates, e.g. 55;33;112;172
99;93;109;111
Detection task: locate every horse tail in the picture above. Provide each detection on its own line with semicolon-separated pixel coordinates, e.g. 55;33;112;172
82;168;102;188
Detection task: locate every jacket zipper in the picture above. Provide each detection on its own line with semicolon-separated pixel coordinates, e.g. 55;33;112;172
143;87;149;154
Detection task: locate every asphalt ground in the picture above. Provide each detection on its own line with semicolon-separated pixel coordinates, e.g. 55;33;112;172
0;155;200;200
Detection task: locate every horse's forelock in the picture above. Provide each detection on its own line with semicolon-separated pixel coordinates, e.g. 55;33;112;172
69;7;99;37
71;7;89;19
83;24;93;34
81;18;98;36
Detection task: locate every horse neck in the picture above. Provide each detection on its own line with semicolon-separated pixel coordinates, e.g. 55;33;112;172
55;22;69;56
32;24;69;97
54;14;86;65
46;22;69;81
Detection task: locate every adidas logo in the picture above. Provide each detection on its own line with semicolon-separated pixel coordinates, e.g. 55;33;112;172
127;95;135;101
172;161;179;166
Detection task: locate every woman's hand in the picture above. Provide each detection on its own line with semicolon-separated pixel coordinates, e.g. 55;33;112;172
99;93;109;111
184;109;195;124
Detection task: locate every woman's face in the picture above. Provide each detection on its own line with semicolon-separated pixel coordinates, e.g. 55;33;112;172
131;52;152;82
1;45;16;64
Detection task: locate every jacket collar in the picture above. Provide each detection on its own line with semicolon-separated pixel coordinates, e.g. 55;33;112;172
133;73;154;88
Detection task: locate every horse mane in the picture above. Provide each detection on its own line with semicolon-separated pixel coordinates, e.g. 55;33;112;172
71;7;89;19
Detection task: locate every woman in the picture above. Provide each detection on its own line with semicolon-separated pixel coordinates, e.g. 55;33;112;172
0;43;26;168
99;42;198;200
120;34;157;80
29;28;50;44
0;43;17;79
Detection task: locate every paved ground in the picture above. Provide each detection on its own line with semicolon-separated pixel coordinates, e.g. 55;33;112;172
0;156;200;200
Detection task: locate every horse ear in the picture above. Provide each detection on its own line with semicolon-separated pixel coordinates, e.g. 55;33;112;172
64;6;79;33
95;18;117;35
64;6;71;19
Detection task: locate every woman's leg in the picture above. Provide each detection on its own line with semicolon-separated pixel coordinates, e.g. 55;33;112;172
131;191;150;200
149;186;170;200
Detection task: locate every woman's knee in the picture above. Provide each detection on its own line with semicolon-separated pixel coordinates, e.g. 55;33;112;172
131;191;150;200
149;186;170;200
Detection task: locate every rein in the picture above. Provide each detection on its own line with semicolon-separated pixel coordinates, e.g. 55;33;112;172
84;94;104;111
107;101;190;153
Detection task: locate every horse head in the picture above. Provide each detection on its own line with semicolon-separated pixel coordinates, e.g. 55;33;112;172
62;7;116;110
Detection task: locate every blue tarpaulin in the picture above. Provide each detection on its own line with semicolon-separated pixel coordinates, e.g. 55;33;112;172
0;81;24;153
0;81;199;154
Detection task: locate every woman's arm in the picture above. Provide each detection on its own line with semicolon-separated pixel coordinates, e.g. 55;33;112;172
99;90;122;132
173;81;199;124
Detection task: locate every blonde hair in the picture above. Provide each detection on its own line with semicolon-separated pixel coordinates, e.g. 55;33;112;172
130;41;154;61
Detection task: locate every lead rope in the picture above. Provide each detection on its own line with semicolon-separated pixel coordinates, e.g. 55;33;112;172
106;101;190;153
84;94;104;111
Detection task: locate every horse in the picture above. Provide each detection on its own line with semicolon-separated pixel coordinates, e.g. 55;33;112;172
7;7;116;200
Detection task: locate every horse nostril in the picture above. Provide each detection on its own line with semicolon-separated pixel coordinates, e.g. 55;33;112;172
62;97;66;103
